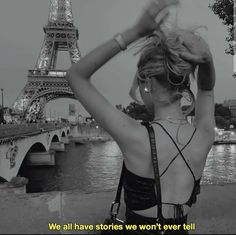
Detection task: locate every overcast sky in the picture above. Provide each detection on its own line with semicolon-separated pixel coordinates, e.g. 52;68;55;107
0;0;235;118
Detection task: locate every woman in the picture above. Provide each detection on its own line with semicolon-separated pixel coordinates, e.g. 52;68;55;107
66;0;215;234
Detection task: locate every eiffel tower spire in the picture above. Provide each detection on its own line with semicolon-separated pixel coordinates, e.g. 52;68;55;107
35;0;80;71
12;0;81;121
48;0;74;27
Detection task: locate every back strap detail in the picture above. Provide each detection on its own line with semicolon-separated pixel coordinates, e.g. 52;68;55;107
174;204;184;223
153;122;197;181
185;178;201;207
163;177;201;207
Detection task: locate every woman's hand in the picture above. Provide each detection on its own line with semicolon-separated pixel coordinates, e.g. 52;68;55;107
133;0;180;38
179;31;213;64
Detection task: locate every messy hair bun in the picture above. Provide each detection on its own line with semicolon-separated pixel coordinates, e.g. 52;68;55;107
135;28;199;114
137;29;196;87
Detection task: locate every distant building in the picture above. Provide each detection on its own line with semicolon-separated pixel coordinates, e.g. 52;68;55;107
69;104;76;116
78;115;85;123
68;104;77;123
0;106;12;123
223;99;236;117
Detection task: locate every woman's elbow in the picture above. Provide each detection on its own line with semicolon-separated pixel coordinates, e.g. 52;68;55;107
66;65;82;82
66;66;91;88
67;62;92;81
66;67;73;81
65;72;74;89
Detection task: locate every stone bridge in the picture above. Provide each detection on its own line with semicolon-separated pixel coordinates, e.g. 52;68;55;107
0;123;70;181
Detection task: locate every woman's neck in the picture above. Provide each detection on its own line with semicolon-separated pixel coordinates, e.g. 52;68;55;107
153;101;185;120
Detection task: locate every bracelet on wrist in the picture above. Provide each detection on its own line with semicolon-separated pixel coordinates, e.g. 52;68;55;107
113;33;127;51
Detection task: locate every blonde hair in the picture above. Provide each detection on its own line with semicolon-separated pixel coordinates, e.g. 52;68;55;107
132;28;202;109
139;29;196;83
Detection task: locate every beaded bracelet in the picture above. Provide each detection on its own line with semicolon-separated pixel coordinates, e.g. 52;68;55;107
114;33;127;51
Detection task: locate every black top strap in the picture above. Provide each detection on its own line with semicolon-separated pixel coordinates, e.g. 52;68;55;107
114;162;125;203
142;122;163;221
160;128;196;178
153;122;197;181
110;162;124;218
160;143;190;177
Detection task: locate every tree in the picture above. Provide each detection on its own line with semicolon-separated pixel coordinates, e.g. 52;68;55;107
125;102;233;124
215;116;228;129
115;104;126;112
125;102;154;121
215;103;231;119
209;0;234;55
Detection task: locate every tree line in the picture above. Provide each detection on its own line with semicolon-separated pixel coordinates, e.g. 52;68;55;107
116;102;236;130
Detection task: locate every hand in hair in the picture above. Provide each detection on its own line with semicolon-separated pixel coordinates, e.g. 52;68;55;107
179;32;212;64
133;0;180;38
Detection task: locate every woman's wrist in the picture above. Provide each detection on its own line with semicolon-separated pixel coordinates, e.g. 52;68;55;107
198;59;215;91
116;27;142;50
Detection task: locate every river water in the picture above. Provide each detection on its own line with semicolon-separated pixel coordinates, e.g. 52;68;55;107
21;141;236;193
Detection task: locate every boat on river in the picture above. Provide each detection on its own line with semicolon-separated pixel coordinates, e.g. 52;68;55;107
214;129;236;145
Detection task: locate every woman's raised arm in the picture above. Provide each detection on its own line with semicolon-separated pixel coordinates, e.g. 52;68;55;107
66;0;179;146
179;32;216;140
66;28;143;146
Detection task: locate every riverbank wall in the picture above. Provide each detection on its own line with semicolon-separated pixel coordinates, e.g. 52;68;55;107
0;184;236;234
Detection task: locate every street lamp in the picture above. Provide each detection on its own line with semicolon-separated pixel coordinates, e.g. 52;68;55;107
1;88;3;108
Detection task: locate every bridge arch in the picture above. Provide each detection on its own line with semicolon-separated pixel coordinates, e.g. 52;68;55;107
0;125;69;182
17;142;48;180
27;142;47;153
51;135;60;143
20;142;47;167
61;131;66;137
0;176;7;182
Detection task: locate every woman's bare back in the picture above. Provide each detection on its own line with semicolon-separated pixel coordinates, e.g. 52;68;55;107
123;121;213;218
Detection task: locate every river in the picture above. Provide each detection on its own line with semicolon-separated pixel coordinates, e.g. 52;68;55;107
19;141;236;193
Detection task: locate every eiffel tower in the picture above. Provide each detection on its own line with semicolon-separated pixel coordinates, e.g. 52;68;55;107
12;0;81;120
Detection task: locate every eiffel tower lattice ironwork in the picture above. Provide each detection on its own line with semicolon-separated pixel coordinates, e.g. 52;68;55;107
12;0;81;120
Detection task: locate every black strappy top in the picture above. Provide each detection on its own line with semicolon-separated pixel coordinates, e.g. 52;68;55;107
124;122;200;211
